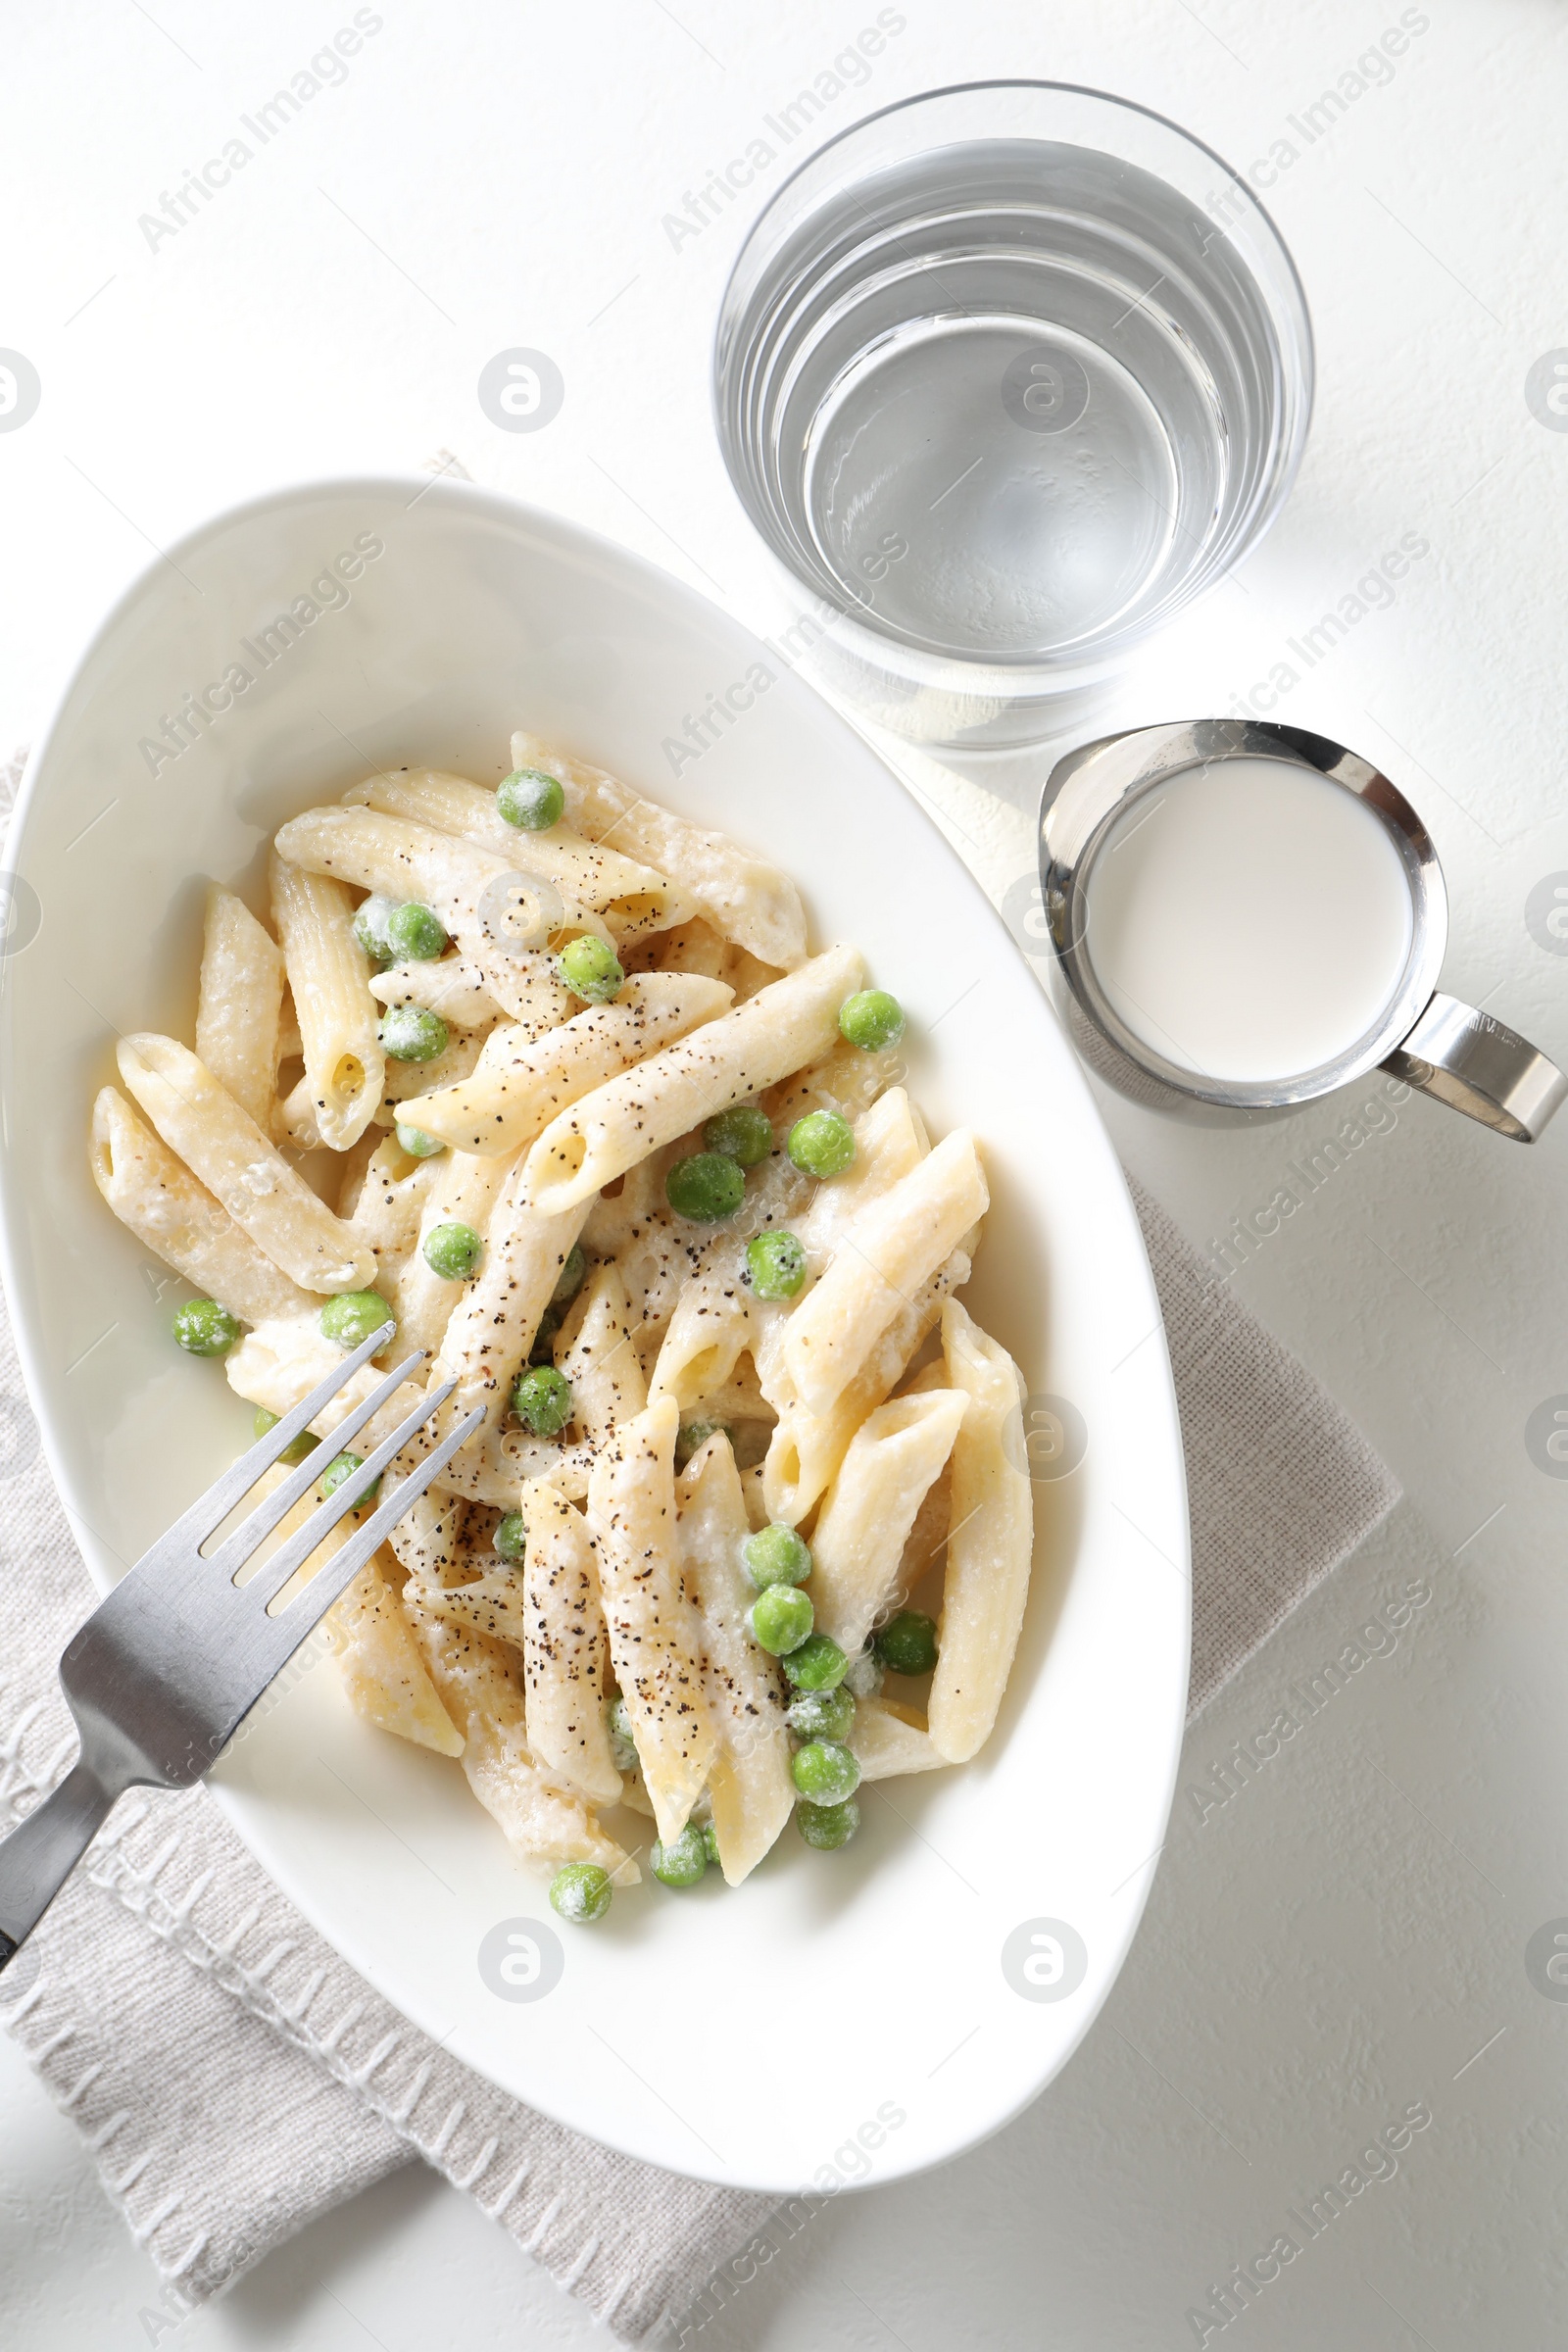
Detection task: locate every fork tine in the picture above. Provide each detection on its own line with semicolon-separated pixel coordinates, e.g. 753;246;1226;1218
245;1403;487;1677
159;1319;399;1551
238;1373;460;1613
207;1347;429;1583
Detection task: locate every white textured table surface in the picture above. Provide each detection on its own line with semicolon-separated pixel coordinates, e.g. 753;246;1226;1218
4;3;1567;2345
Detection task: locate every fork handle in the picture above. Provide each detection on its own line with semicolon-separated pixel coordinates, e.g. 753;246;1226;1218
0;1761;118;1970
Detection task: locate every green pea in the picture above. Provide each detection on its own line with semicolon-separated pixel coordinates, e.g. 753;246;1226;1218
781;1633;849;1690
675;1417;732;1468
319;1451;380;1506
423;1220;482;1280
254;1404;320;1467
499;767;565;832
382;901;448;961
842;1646;885;1700
318;1292;395;1350
512;1363;572;1436
529;1306;560;1366
550;1860;612;1923
558;933;624;1004
379;1004;449;1062
665;1152;746;1222
787;1110;856;1178
606;1693;639;1775
700;1818;720;1868
873;1609;939;1677
743;1523;812;1589
703;1103;772;1165
395;1121;447;1159
172;1298;240;1356
650;1823;709;1887
791;1739;861;1804
796;1796;859;1850
786;1686;855;1742
750;1583;814;1655
838;989;906;1051
552;1242;587;1305
745;1231;806;1301
353;894;397;968
492;1511;527;1561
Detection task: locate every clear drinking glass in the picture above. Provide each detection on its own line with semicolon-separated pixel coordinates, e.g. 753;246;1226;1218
713;81;1314;753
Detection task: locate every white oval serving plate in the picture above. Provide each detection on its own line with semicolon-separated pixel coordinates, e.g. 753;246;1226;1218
0;478;1189;2193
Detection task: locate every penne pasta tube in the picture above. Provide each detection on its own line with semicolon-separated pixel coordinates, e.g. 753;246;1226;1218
850;1695;948;1782
328;1543;465;1758
782;1128;987;1418
432;1160;590;1429
927;1300;1033;1764
91;1088;318;1327
808;1388;969;1656
333;1127;382;1220
517;1481;623;1806
676;1435;794;1885
374;950;573;1044
406;973;733;1156
270;853;384;1151
636;916;727;980
224;1315;427;1451
412;1568;529;1647
557;1260;648;1441
376;1027;487;1114
348;768;699;940
513;730;808;969
649;1253;753;1411
348;1132;440;1266
117;1034;376;1294
369;955;509;1030
760;1250;969;1526
196;885;285;1135
587;1395;715;1846
795;1086;927;1262
520;944;864;1216
682;1370;773;1429
425;1424;596;1507
402;1584;632;1876
272;805;606;1007
393;1147;514;1356
385;1488;467;1585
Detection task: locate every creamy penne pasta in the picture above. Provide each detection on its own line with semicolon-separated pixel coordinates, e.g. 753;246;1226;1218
760;1250;970;1526
116;1034;375;1293
91;1087;317;1326
393;1495;633;1876
348;767;699;939
407;972;733;1155
808;1389;969;1656
588;1396;716;1846
677;1435;794;1885
270;853;384;1150
927;1300;1033;1764
392;1146;514;1355
517;1481;623;1806
197;885;286;1135
512;730;808;968
90;726;1035;1924
519;945;864;1215
369;954;509;1028
782;1128;988;1417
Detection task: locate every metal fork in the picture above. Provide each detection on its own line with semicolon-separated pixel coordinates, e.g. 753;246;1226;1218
0;1321;482;1971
